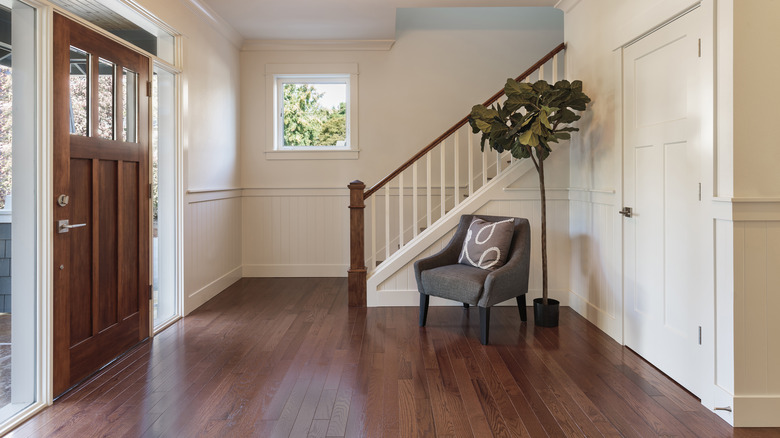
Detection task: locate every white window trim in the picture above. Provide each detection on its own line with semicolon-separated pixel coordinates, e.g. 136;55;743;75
265;63;359;160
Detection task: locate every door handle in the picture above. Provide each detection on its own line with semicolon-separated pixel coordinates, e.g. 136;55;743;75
619;207;633;218
58;219;87;233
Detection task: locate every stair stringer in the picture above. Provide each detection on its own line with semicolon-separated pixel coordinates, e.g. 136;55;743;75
366;159;535;307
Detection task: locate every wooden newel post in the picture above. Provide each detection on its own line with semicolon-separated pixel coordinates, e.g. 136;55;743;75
348;180;367;307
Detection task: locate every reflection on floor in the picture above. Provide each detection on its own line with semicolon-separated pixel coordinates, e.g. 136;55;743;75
0;313;10;407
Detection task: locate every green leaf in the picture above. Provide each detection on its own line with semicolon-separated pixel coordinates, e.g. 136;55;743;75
470;105;499;121
505;78;533;97
474;119;492;133
518;129;534;145
533;80;551;93
540;110;551;130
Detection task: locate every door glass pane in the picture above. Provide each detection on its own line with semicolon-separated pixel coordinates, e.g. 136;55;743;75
97;58;114;139
152;66;177;328
69;47;88;136
0;0;37;426
122;68;137;143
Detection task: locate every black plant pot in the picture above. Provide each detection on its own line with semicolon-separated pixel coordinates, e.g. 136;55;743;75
533;298;560;327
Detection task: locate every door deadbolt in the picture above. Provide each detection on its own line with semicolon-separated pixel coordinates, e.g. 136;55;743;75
57;194;69;207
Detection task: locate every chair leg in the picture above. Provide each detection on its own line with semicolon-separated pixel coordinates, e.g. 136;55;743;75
419;294;430;327
516;295;527;322
479;307;490;345
462;303;469;308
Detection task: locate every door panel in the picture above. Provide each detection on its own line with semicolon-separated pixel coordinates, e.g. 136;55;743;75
53;13;150;396
623;8;704;397
69;158;93;346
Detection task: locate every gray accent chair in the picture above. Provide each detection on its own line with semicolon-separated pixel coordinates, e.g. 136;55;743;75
414;215;531;345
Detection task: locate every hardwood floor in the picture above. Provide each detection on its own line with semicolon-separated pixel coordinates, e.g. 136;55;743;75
8;278;780;437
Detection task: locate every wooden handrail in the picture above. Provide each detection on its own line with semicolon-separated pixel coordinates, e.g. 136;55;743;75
363;42;566;200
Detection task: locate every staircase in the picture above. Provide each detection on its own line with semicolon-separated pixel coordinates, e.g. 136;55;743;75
348;43;566;307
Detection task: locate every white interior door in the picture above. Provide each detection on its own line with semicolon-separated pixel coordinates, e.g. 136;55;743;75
622;7;705;397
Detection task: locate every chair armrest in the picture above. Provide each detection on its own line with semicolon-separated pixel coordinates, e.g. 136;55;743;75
479;220;531;307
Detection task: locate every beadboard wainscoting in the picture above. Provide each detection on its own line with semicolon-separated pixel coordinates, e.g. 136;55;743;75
373;190;571;307
568;188;622;341
726;199;780;426
184;189;243;315
241;188;350;277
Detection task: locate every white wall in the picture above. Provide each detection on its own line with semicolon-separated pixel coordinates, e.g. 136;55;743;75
134;0;243;314
240;7;564;276
732;0;780;198
561;0;627;346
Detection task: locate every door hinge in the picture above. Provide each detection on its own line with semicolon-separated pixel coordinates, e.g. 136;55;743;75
698;183;702;201
146;81;152;97
149;183;152;199
698;326;702;345
698;38;701;57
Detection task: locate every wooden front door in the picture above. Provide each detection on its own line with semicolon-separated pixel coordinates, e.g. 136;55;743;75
53;13;150;396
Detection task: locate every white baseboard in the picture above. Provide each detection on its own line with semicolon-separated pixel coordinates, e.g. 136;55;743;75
567;290;622;343
242;264;348;278
734;395;780;427
370;288;570;307
184;266;242;315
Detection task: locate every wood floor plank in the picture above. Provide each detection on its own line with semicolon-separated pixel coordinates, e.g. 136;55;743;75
8;279;780;438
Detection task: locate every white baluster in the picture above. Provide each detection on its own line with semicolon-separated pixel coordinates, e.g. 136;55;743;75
454;134;460;207
440;141;446;218
482;143;488;187
496;149;501;174
371;196;376;271
426;152;432;228
552;53;558;83
399;173;404;248
385;185;390;260
468;132;474;196
413;161;418;238
539;64;545;82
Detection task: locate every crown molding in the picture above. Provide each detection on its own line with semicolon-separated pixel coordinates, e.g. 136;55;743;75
180;0;243;48
242;39;395;52
554;0;582;13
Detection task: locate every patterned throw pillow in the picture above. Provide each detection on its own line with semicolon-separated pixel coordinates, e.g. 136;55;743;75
458;217;515;270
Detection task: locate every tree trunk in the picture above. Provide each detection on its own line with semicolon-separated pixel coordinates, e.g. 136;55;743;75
538;155;548;305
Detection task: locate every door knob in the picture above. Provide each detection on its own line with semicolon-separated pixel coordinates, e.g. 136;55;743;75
58;219;87;233
619;207;633;218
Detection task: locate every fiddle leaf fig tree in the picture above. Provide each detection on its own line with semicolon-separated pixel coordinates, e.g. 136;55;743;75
469;79;590;305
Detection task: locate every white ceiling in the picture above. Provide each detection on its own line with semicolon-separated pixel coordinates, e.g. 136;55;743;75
197;0;559;41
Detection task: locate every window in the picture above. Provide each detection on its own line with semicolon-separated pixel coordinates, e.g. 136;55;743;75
276;76;348;149
266;64;358;160
151;64;179;331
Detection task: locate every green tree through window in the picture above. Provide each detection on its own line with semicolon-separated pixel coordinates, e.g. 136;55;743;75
282;83;346;147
